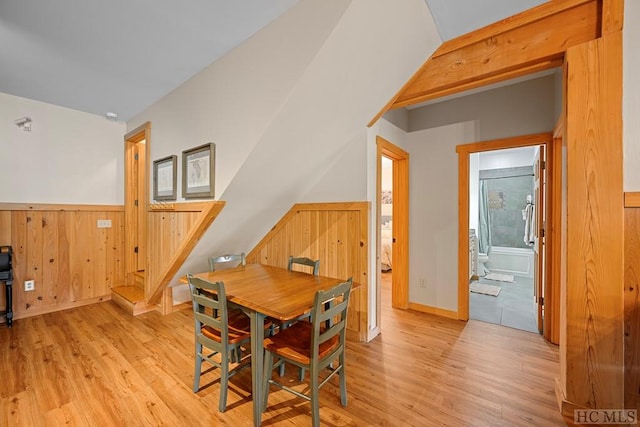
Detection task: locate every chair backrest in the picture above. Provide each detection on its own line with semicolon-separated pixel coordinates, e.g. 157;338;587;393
187;274;230;347
310;278;352;361
288;256;320;276
209;253;246;272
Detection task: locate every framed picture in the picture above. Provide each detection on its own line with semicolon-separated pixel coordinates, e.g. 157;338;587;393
152;155;177;201
182;143;215;199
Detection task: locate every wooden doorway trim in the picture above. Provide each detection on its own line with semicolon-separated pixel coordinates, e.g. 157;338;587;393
377;136;409;314
124;122;151;284
456;133;553;323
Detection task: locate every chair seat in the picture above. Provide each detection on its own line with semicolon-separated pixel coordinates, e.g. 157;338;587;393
263;321;338;365
202;310;271;344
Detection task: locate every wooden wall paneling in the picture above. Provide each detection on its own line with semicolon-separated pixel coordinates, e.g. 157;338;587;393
1;206;125;321
246;202;369;341
0;211;10;244
41;211;59;307
145;202;225;304
53;212;72;304
624;206;640;412
69;211;87;302
11;212;27;315
561;32;624;411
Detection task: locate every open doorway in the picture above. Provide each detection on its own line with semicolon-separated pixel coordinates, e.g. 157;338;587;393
457;133;556;340
469;146;542;333
376;136;409;336
380;155;393;310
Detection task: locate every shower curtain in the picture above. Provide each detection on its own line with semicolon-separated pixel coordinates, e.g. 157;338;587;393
478;179;491;254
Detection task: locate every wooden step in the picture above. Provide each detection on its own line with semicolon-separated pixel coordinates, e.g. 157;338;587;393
131;271;146;289
111;285;157;316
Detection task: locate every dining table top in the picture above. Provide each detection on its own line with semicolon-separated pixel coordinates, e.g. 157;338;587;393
183;263;354;322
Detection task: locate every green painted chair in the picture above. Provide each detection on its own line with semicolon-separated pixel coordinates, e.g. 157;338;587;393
262;278;353;427
288;255;320;275
208;253;246;272
278;256;321;379
187;274;269;412
208;252;248;362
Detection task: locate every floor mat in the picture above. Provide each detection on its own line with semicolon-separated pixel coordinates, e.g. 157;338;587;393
484;272;514;282
470;282;501;296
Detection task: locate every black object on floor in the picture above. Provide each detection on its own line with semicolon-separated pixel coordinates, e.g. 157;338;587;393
0;246;13;327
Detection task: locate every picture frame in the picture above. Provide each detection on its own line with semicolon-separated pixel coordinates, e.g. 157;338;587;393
182;143;215;199
152;155;177;201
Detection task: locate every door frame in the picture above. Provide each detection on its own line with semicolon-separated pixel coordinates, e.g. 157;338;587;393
124;122;151;283
376;136;410;324
456;133;558;341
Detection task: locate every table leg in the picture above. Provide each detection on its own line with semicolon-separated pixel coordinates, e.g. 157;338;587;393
5;280;12;328
250;311;265;426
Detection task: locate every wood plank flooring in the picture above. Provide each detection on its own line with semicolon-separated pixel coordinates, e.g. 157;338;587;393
0;274;571;426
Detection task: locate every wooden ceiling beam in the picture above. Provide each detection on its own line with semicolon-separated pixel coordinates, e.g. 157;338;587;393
393;1;599;108
368;0;602;126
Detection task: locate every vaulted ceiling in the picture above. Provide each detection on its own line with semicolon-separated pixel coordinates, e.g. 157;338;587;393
0;0;546;122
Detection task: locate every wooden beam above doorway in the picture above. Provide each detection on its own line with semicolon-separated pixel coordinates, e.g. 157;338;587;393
368;0;603;126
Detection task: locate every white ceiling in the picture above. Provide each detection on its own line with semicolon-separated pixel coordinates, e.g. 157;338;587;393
0;0;547;122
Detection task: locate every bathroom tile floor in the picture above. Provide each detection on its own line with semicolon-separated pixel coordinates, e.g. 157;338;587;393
469;273;538;333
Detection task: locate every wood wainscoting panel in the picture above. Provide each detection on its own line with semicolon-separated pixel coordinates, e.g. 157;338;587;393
624;205;640;412
247;202;369;341
145;201;225;304
0;204;125;321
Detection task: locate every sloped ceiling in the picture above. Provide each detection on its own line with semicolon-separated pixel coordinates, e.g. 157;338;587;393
424;0;547;41
0;0;298;121
0;0;548;122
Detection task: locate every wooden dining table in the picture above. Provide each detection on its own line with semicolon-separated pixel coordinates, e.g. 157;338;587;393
183;263;352;426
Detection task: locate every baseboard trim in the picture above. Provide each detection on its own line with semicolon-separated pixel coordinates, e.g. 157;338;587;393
12;294;112;321
407;302;458;320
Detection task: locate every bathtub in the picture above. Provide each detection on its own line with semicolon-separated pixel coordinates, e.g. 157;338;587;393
487;246;534;278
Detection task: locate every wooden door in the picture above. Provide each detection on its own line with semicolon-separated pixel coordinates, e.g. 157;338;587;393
124;123;150;282
533;145;545;332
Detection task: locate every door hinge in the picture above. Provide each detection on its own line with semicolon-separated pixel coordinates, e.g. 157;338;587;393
134;153;139;160
539;296;544;306
540;228;545;238
541;160;546;170
134;246;139;253
134;199;138;206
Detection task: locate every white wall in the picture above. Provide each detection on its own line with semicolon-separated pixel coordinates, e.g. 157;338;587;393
406;122;475;311
408;74;556;139
399;73;555;313
478;146;537;170
0;92;125;204
128;0;441;309
624;0;640;191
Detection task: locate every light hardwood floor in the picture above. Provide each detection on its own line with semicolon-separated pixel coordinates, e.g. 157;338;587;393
0;274;571;426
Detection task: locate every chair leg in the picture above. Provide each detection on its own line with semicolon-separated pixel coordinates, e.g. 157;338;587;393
219;350;229;412
193;342;202;392
262;351;274;412
278;322;288;377
310;365;320;427
339;354;347;407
